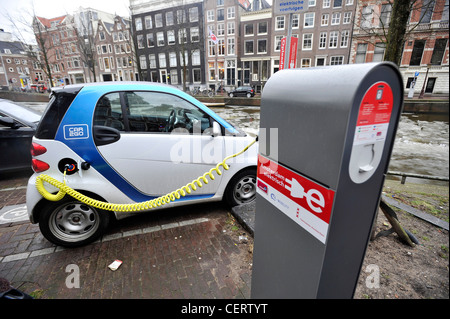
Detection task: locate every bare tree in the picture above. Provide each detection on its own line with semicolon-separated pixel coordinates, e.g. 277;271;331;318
73;15;98;82
2;8;55;87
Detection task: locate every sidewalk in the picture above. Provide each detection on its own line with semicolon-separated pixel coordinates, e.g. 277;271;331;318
0;172;253;299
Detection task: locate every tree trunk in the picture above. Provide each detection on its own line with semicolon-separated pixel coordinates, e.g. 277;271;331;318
384;0;412;65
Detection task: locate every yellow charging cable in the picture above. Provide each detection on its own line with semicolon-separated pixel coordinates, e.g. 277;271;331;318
35;138;257;212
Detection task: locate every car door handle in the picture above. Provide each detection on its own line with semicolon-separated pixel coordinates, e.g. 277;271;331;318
93;125;121;146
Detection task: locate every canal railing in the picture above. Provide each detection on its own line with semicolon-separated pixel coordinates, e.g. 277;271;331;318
387;171;449;184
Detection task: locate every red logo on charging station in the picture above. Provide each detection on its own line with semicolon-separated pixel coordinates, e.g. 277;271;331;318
257;155;335;224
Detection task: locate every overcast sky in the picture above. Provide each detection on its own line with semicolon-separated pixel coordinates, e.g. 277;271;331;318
0;0;131;43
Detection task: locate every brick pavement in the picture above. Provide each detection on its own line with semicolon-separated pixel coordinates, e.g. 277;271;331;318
0;172;253;299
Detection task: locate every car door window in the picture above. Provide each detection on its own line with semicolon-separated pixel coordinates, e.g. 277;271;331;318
93;93;125;131
123;91;212;134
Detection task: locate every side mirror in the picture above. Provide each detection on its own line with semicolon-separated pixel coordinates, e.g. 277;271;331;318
212;121;221;137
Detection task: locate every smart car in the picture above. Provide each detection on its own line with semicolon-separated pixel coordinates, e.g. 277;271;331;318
26;82;258;247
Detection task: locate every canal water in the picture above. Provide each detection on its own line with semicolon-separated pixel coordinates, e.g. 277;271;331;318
212;106;449;181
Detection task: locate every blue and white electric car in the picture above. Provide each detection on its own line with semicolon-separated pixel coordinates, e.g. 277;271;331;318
26;82;258;247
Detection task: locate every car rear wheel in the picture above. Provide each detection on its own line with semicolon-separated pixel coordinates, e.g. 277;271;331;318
229;93;234;98
225;168;257;206
246;93;251;98
39;197;110;247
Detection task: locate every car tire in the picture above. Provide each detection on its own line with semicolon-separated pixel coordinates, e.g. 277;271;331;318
229;93;234;98
246;93;251;98
225;168;257;207
39;196;110;247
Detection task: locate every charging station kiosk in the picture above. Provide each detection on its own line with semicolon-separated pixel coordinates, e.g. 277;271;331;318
251;62;404;298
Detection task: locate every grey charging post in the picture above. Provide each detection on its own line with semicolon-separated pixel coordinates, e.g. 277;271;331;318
251;62;404;298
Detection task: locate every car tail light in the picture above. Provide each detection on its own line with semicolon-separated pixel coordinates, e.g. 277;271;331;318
32;159;50;173
31;142;47;156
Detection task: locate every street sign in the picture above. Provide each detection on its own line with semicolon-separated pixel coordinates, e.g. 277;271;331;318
415;71;420;77
274;0;308;14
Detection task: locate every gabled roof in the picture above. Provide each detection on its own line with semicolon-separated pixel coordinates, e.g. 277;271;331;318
36;15;68;28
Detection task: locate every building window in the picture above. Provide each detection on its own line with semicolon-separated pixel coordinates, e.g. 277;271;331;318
301;58;311;67
420;0;435;24
333;0;342;8
159;53;166;68
245;23;254;35
258;21;267;34
380;4;392;26
157;32;165;46
179;29;187;44
228;38;235;55
167;30;175;45
410;40;425;65
207;10;214;22
258;39;267;53
149;54;156;68
218;39;225;55
355;43;368;63
169;52;177;67
155;14;163;28
177;10;186;23
304;13;315;27
330;56;344;65
147;33;155;47
166;11;174;26
292;14;300;28
343;12;352;24
321;14;329;26
193;68;201;83
170;70;178;84
145;16;152;29
323;0;331;8
274;35;283;51
331;12;341;25
139;55;147;69
192;50;201;65
276;16;285;30
209;40;216;56
217;23;225;36
373;43;386;62
135;18;142;31
191;27;199;42
227;7;235;19
245;40;254;54
430;39;447;65
189;7;199;22
227;22;235;35
302;34;313;50
329;31;338;48
137;35;144;49
217;8;225;21
319;32;327;49
340;30;349;47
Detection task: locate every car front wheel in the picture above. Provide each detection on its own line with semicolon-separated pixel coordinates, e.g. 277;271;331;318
229;92;234;98
225;168;257;207
39;197;110;247
246;93;252;98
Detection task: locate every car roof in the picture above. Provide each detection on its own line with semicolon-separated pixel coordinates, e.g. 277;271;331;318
51;81;170;95
0;99;42;126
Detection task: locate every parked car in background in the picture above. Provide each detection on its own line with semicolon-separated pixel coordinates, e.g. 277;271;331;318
228;86;255;98
0;99;42;174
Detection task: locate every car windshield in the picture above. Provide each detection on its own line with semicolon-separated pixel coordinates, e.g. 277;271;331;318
0;100;42;124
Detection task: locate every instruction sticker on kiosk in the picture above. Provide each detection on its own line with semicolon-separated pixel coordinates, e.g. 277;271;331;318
257;155;335;244
349;81;394;184
353;82;394;146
